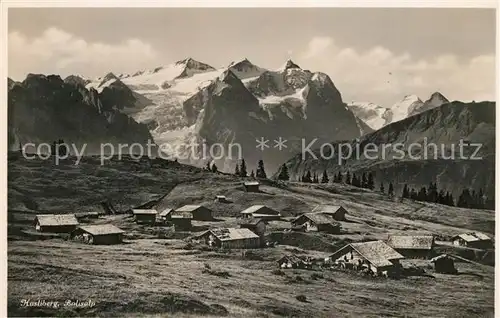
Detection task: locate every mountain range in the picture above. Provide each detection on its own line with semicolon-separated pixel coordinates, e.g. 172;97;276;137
348;92;450;130
8;74;152;153
8;56;494;196
77;57;368;171
282;100;495;204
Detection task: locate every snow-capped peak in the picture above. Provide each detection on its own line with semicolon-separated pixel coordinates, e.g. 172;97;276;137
176;57;194;65
228;58;266;80
97;72;119;88
175;57;215;71
401;94;422;103
229;58;251;67
347;101;391;130
426;92;449;105
280;59;301;71
390;94;423;123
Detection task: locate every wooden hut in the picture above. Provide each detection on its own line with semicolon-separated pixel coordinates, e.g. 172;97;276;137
277;255;312;269
133;209;157;224
452;232;493;249
240;205;281;220
239;218;267;236
329;240;404;275
75;212;100;220
431;254;457;274
175;205;213;221
159;208;173;221
243;181;260;192
214;195;229;203
386;235;435;258
71;224;125;245
34;214;79;233
170;211;193;231
291;213;341;233
311;205;347;221
194;228;260;249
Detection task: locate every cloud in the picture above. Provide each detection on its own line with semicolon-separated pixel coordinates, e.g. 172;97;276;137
302;36;333;59
298;36;495;105
8;28;160;80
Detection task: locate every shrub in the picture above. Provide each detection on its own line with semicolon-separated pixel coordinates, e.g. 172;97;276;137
272;269;286;276
296;295;307;302
310;273;323;280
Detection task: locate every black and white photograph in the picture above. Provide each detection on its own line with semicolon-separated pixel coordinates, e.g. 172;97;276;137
4;2;497;317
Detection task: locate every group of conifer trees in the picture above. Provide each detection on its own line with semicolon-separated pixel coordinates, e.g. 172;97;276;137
232;159;268;179
213;160;491;210
399;182;487;209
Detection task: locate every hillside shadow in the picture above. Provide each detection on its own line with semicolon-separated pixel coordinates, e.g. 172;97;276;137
457;272;484;280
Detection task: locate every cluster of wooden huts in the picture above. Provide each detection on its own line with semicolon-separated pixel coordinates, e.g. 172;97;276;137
33;214;125;245
276;228;494;278
133;204;214;230
30;178;493;271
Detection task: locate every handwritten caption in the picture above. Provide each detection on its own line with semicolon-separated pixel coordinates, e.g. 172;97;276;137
20;299;96;309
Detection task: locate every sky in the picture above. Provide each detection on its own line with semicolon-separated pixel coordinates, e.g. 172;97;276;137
8;8;496;106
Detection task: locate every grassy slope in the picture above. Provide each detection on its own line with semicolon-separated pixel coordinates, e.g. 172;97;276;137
8;156;495;317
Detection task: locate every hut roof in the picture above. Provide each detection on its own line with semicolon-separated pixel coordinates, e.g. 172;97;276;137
171;211;193;219
244;181;260;186
312;205;344;214
35;214;79;227
75;212;100;218
293;213;335;225
77;224;125;236
159;209;173;217
132;209;157;215
176;205;208;212
331;240;404;268
387;235;434;250
453;232;491;242
277;254;309;264
473;232;491;240
240;205;279;215
215;195;227;199
430;254;453;262
206;228;259;241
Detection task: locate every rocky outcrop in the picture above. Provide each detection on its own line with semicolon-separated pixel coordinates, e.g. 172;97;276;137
8;74;153;153
282;101;495;202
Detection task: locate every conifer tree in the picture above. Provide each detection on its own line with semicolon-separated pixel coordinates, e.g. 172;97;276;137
250;170;255;178
345;171;351;185
321;170;329;183
437;190;445;204
351;174;358;187
211;163;218;173
277;164;289;181
457;189;472;208
239;159;247;177
361;173;367;188
478;188;485;209
367;173;375;190
256;160;267;179
417;187;428;201
235;164;240;176
380;182;385;194
402;184;410;198
410;188;418;200
448;192;455;207
428;182;438;203
388;182;394;197
304;170;312;183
